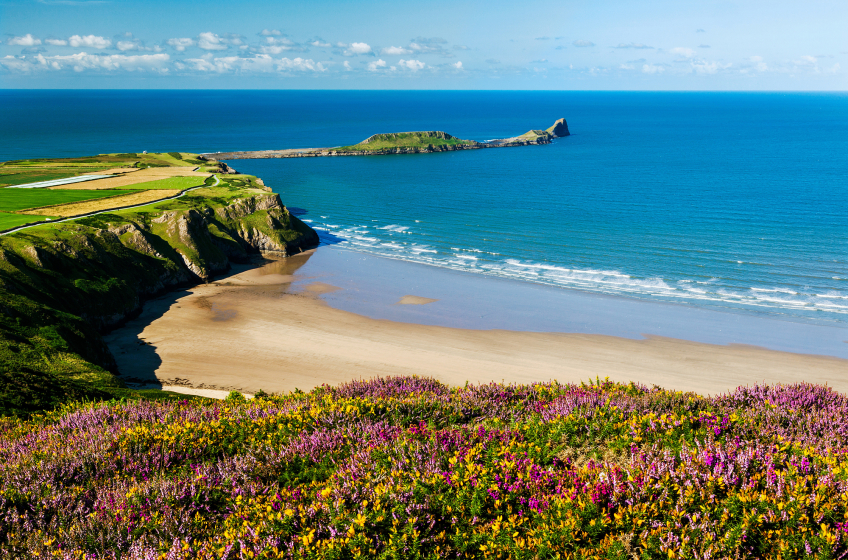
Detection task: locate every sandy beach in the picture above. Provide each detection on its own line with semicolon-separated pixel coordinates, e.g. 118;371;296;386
105;251;848;397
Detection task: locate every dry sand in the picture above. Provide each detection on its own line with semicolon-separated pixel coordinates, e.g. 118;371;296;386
50;167;211;190
105;255;848;397
21;189;182;217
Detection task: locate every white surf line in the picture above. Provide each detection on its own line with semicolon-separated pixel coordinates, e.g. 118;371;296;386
7;175;115;189
0;175;220;236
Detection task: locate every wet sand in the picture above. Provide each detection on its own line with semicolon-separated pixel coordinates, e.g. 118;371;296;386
105;252;848;397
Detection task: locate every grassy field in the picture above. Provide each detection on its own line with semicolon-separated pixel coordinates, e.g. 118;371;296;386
0;212;56;231
337;131;477;151
0;188;134;212
19;189;183;217
0;169;109;188
121;176;207;190
0;153;210;187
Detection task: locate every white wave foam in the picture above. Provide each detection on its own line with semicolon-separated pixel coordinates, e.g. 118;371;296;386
309;223;847;320
378;225;409;232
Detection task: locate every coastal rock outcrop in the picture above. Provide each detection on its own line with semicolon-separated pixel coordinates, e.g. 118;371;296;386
547;118;570;137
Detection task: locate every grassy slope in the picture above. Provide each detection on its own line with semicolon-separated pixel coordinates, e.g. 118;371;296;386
336;131;477;151
0;155;316;418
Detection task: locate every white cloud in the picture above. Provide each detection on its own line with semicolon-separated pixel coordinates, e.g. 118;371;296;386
1;52;170;73
642;63;665;74
367;58;387;71
407;37;450;56
197;32;228;51
670;47;696;59
167;38;194;51
691;60;732;74
749;56;768;71
343;61;351;70
185;54;325;73
344;42;372;56
311;40;331;48
615;43;652;49
259;46;291;55
116;41;139;51
452;61;463;69
572;40;594;47
68;35;111;49
796;55;817;65
45;38;68;46
398;58;425;71
8;34;41;46
259;29;281;36
381;46;411;55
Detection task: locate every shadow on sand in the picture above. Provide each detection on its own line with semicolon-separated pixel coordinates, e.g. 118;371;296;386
106;251;318;389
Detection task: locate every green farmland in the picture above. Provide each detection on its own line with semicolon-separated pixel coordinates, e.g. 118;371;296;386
0;152;208;187
0;212;56;231
123;176;207;190
0;189;134;212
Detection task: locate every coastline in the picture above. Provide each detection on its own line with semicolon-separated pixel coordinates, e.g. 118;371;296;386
105;246;848;397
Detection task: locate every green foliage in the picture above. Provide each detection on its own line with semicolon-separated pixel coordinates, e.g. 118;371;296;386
225;391;246;402
167;152;184;160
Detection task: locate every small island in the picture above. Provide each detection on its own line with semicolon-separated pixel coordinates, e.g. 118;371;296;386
204;118;570;160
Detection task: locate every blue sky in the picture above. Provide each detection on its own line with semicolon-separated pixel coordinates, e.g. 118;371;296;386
1;0;846;89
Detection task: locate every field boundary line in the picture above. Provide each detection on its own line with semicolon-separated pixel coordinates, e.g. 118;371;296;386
0;175;219;236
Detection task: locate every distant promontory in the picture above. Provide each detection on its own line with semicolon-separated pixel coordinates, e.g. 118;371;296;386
203;118;570;160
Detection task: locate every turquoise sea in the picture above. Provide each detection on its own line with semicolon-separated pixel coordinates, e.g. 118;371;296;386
2;90;847;333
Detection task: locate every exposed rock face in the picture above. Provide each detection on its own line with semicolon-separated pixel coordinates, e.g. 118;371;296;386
0;193;319;333
546;118;570;138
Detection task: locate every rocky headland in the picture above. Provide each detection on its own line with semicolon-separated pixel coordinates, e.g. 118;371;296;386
203;118;570;160
0;158;318;416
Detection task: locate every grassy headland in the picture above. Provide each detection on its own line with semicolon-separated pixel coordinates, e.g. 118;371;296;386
204;118;571;160
334;131;479;152
0;153;318;417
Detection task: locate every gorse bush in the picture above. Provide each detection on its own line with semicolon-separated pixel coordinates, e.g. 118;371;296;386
2;376;848;559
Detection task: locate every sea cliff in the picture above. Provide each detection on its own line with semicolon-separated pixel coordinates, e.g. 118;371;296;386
0;170;318;416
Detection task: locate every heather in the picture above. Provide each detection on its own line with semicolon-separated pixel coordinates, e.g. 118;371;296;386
2;377;848;559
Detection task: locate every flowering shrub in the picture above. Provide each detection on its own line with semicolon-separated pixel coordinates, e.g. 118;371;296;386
2;377;848;559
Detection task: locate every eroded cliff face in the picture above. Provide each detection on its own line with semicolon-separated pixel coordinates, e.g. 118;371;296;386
0;192;319;369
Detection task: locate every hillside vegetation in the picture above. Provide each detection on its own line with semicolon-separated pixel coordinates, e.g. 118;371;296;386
0;154;318;418
1;376;847;559
335;131;478;152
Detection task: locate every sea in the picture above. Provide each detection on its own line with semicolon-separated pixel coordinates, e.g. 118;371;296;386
2;90;847;336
